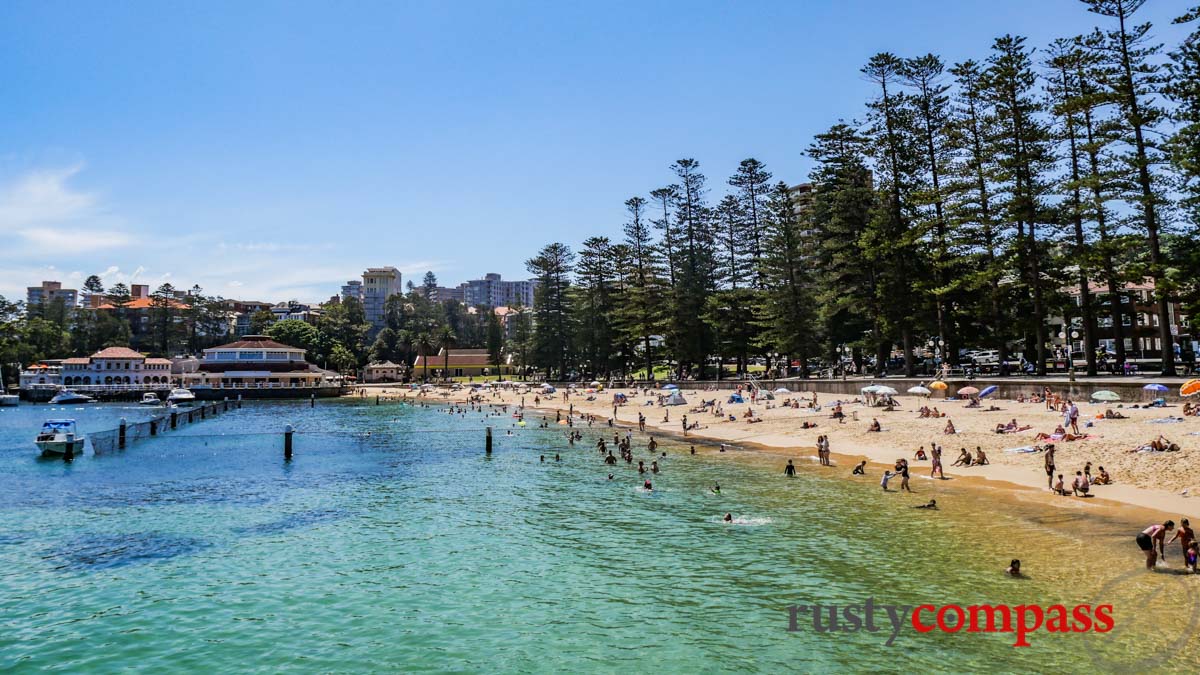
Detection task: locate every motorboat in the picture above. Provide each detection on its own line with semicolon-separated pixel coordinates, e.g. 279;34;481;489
49;389;94;405
35;419;86;458
166;388;196;406
140;392;162;406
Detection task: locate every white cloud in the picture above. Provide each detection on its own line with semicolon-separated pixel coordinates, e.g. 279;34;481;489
17;227;132;252
0;164;136;258
0;164;95;228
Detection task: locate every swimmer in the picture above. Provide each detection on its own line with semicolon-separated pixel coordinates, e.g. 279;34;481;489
724;513;733;523
784;460;796;477
555;454;561;462
643;479;653;491
651;461;659;474
690;446;696;455
607;473;614;480
1137;520;1175;569
710;483;721;494
914;499;937;509
1006;559;1023;577
540;455;545;463
852;461;866;475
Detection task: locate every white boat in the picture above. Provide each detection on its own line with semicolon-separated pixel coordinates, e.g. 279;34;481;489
49;389;94;405
140;392;162;406
0;366;17;406
35;419;86;458
166;388;196;406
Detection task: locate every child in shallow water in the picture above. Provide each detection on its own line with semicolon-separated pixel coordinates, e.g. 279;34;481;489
880;470;895;491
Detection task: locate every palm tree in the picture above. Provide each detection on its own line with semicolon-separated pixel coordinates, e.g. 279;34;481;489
415;332;434;383
438;327;456;382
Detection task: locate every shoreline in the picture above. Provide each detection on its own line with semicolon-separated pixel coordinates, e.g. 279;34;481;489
359;385;1200;523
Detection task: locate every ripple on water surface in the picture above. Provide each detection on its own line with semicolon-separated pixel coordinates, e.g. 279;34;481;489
0;400;1196;672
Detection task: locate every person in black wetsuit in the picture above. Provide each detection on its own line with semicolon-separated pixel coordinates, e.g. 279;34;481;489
784;460;796;477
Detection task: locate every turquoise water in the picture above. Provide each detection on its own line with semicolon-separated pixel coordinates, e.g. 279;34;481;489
0;400;1196;672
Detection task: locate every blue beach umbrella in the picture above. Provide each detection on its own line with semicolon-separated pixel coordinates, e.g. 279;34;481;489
1143;383;1169;392
662;384;679;390
979;385;999;398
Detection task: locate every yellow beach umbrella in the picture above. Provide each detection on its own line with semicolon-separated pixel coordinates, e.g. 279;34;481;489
928;381;948;391
1181;379;1200;397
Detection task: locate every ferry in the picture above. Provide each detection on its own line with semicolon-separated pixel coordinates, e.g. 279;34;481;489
140;392;162;406
166;388;196;406
49;389;94;405
35;419;86;458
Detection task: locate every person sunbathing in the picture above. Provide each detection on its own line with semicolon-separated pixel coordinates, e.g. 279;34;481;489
867;418;882;432
1104;408;1128;419
1150;435;1180;452
1093;466;1113;485
918;406;930;418
932;407;945;418
974;447;989;465
952;448;972;466
943;419;957;435
1035;425;1067;441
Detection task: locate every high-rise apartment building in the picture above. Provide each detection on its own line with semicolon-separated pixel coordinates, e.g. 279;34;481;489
360;267;402;333
26;281;79;316
462;273;538;308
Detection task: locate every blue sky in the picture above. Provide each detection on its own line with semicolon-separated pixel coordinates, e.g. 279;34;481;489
0;0;1190;303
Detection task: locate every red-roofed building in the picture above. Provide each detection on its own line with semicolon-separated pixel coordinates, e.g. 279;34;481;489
412;348;512;378
181;335;330;389
52;346;175;387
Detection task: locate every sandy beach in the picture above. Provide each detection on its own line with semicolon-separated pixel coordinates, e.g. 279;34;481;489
363;383;1200;521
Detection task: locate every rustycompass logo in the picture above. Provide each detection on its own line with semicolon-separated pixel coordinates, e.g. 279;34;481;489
787;598;1114;647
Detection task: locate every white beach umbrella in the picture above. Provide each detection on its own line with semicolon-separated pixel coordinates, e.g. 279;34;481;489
907;386;931;395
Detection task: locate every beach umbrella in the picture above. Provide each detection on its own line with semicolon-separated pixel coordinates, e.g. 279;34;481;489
928;381;948;391
1091;390;1121;402
774;387;791;394
958;386;980;396
875;386;898;395
590;380;601;387
1182;379;1200;397
861;385;881;393
907;386;931;395
662;384;679;390
1143;383;1169;392
979;385;999;398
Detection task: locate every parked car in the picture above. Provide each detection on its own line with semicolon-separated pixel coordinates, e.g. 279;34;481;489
972;350;1001;365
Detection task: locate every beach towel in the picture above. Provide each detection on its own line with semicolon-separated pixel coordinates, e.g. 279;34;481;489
1005;446;1039;454
1149;417;1184;424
